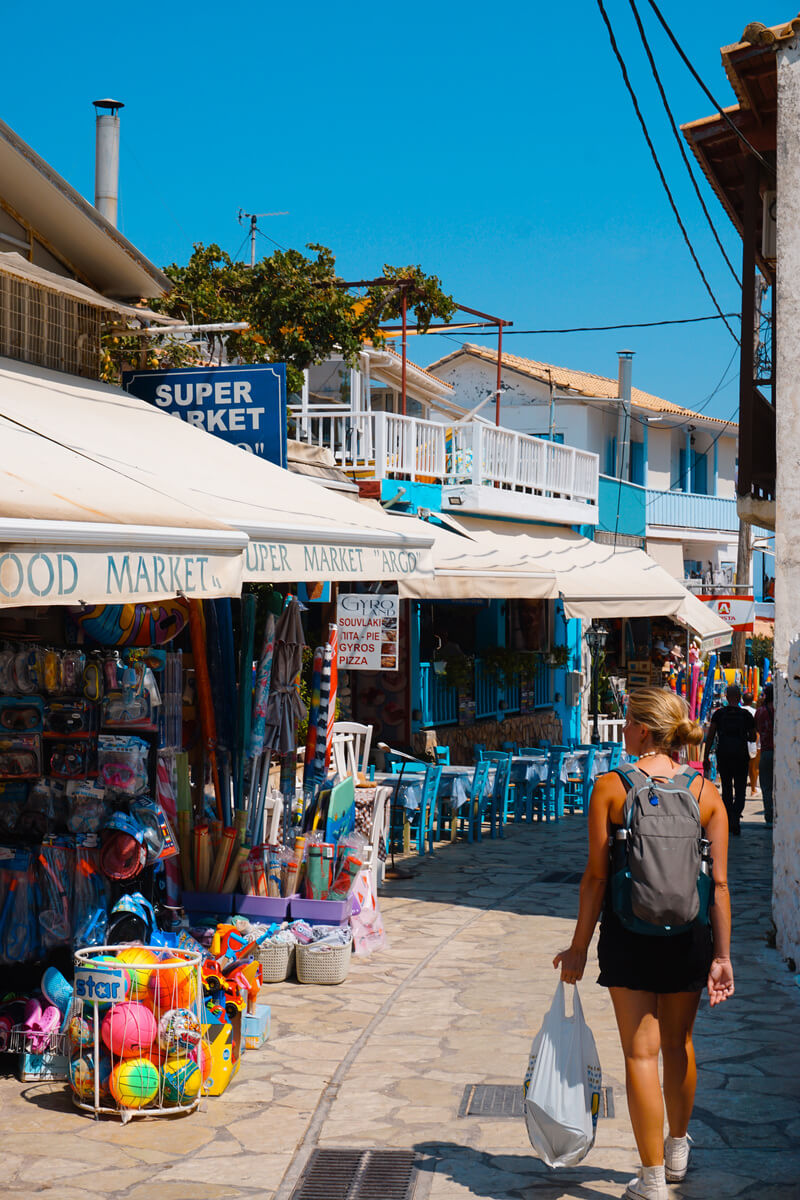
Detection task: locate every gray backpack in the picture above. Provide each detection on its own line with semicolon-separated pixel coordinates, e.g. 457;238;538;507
611;766;713;937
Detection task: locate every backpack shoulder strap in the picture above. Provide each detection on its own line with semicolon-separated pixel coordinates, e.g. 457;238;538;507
672;767;699;788
613;765;646;790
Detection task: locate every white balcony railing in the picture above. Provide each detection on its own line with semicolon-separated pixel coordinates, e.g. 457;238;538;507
291;407;599;507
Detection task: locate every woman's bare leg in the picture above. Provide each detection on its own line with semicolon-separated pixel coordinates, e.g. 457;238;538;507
657;991;702;1138
610;987;663;1166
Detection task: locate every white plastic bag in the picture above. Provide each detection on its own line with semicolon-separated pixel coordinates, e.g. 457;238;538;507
523;982;602;1167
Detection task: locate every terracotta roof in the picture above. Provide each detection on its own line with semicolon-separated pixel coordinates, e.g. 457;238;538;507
380;345;454;390
427;344;737;427
722;16;800;102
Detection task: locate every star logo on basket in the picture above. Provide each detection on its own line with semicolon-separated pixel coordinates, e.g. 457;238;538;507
74;967;127;1003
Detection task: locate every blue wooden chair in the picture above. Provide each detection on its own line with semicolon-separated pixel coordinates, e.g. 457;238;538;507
501;740;518;754
434;745;451;765
472;742;486;763
387;762;426;853
489;754;513;838
577;746;598;813
391;765;442;855
531;748;567;822
608;744;623;770
462;760;491;843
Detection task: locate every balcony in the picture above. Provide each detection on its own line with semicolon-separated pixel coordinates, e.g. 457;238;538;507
645;489;740;532
290;407;599;526
418;656;553;728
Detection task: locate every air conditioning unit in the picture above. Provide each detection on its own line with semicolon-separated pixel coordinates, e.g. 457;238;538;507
565;671;582;708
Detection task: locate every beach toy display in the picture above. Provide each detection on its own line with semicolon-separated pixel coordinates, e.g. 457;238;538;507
71;945;207;1120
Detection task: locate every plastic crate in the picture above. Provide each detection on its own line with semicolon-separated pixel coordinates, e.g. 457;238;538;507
235;894;294;921
242;1004;271;1049
19;1048;69;1082
289;896;352;926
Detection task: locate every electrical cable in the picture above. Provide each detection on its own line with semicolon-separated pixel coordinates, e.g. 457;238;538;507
419;313;740;337
595;0;739;345
628;0;740;286
645;0;776;177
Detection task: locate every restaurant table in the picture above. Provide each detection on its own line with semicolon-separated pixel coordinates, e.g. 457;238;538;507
373;765;493;847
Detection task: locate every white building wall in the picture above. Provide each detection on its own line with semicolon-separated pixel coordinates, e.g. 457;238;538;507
646;427;672;491
715;436;737;499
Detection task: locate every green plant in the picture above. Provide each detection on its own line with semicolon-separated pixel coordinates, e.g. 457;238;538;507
547;644;570;668
751;634;774;673
441;653;474;691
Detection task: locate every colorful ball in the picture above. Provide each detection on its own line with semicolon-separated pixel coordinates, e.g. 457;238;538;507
115;947;159;996
109;1056;159;1109
69;1052;112;1101
68;1014;92;1049
158;1007;202;1054
191;1039;213;1084
149;958;195;1009
101;1001;157;1059
160;1055;201;1105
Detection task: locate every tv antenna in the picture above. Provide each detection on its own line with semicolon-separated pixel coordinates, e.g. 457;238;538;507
237;209;288;266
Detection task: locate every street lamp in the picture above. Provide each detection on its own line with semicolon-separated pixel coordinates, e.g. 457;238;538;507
585;623;609;745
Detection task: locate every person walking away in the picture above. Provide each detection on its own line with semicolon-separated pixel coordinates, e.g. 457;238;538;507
554;687;733;1200
703;685;755;836
742;691;759;796
755;684;774;826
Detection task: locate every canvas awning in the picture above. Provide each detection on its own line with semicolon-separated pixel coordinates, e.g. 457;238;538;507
0;358;434;588
434;517;732;647
385;513;557;600
0;415;246;606
673;590;735;653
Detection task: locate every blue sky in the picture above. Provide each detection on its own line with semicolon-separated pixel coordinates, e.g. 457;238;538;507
3;2;787;416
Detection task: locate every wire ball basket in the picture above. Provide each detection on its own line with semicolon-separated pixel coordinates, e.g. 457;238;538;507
70;945;207;1121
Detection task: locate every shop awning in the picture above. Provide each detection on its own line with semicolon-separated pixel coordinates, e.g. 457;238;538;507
673;591;735;652
386;513;557;600
443;518;732;647
0;358;435;586
0;415;246;605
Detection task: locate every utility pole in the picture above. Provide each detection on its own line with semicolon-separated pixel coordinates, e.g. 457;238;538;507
732;520;751;669
616;351;634;481
237;210;288;266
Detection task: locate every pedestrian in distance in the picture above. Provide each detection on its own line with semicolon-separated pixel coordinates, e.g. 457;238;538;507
554;688;733;1200
755;683;775;826
703;684;755;836
742;690;760;797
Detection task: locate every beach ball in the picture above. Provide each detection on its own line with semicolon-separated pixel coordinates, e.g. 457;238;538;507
160;1055;202;1105
109;1056;159;1109
101;1001;157;1059
115;947;159;996
69;1052;112;1101
191;1038;213;1084
68;1013;92;1049
149;958;195;1009
158;1007;202;1054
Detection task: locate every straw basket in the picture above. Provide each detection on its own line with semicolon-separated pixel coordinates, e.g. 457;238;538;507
255;940;295;983
295;938;352;986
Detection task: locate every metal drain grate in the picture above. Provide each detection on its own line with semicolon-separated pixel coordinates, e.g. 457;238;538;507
460;1084;616;1119
291;1149;418;1200
538;870;584;884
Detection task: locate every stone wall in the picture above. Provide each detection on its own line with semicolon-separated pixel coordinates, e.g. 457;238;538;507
412;709;563;761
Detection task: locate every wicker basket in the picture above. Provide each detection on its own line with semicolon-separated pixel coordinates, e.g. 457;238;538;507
255;940;295;983
295;938;352;985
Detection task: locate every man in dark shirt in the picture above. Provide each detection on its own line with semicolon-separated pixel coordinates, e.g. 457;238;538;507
755;684;775;826
704;684;756;835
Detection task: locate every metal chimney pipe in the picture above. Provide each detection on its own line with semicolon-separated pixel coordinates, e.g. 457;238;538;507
616;350;634;482
93;99;124;226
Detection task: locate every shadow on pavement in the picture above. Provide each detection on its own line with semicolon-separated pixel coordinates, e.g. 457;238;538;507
413;1140;631;1199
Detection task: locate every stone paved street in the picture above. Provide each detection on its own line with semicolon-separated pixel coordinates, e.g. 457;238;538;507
2;795;798;1200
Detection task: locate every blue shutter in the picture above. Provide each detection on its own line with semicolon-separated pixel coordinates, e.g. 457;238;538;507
629;440;644;486
606;436;617;477
692;450;708;495
678;447;688;491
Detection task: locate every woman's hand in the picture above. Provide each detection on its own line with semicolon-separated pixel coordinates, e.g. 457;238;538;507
707;956;734;1006
553;946;587;984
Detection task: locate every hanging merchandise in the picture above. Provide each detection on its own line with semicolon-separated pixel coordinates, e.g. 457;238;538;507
262;598;307;842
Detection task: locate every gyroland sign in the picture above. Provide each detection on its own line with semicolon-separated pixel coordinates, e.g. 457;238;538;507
0;547;243;605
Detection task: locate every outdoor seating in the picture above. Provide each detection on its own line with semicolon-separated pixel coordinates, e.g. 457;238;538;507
331;721;373;781
489;754;513;838
389;764;442;856
530;747;567;822
463;759;491;843
434;745;451;765
472;742;486;762
501;740;518;754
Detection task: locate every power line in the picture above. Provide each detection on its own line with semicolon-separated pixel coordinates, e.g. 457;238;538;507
422;313;740;336
645;0;776;177
628;0;740;286
595;0;739;345
629;344;739;436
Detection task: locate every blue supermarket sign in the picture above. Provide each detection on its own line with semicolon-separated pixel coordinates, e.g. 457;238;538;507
123;363;287;466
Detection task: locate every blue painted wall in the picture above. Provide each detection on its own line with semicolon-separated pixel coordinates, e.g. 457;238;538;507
597;476;646;539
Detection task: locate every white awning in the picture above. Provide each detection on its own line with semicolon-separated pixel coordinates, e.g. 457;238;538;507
0;416;245;605
673;591;734;652
0;358;434;587
450;518;732;647
385;513;557;600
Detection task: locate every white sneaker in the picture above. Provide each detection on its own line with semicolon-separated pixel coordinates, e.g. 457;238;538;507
664;1133;691;1181
624;1167;668;1200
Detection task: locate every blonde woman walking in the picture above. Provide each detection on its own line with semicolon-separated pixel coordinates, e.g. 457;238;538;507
554;688;733;1200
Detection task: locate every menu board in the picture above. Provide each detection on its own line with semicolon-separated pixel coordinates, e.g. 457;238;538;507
337;594;399;671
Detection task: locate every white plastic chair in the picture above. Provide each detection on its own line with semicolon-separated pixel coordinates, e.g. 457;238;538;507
361;784;392;893
331;721;373;781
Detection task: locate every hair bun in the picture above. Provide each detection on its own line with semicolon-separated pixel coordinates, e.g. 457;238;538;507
673;716;703;748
